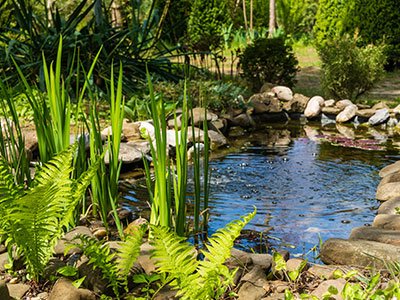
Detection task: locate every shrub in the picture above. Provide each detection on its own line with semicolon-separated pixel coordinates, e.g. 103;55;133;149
239;37;298;91
319;35;386;99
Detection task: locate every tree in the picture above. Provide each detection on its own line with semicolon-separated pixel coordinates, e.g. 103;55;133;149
268;0;276;37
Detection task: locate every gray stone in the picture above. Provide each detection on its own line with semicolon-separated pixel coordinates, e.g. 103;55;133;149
376;181;400;201
262;293;286;300
378;198;400;214
210;119;228;133
320;238;400;268
324;99;336;107
372;101;389;110
336;104;357;123
350;226;400;246
152;285;177;300
238;282;266;300
54;226;94;256
241;265;268;284
49;278;96;300
0;281;10;300
307;264;339;279
336;99;353;110
208;130;228;150
356;109;376;119
7;283;30;300
304;96;324;119
227;248;253;268
190;107;218;126
248;93;283;113
0;244;5;254
322;106;342;115
0;252;9;272
272;86;293;101
248;253;273;270
167;115;182;129
286;258;309;272
231;113;255;128
336;124;355;139
137;242;157;274
393;104;400;115
368;108;390;126
311;278;346;300
138;121;155;139
260;82;274;93
104;142;145;165
373;214;400;230
379;161;400;177
283;93;309;113
122;121;141;142
387;117;398;127
186;127;205;143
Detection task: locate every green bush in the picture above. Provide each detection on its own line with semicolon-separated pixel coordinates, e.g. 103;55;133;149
319;35;386;99
239;37;298;91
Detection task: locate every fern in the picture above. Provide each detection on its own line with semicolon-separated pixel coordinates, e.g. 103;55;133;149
116;228;144;280
150;208;256;300
1;145;98;280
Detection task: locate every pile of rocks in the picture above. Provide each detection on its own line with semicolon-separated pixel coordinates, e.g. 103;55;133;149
320;160;400;269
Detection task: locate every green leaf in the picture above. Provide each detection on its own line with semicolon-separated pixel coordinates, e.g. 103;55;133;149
57;265;78;277
273;252;287;271
328;285;338;295
72;276;86;289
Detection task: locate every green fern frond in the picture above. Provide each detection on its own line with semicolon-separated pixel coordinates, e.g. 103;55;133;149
0;158;24;205
116;229;144;280
150;225;198;290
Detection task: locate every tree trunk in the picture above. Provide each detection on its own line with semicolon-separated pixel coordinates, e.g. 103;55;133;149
250;0;253;31
268;0;276;37
242;0;248;30
46;0;54;26
111;0;122;27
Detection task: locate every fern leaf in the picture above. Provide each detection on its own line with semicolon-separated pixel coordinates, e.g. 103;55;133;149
116;228;144;280
6;146;76;279
150;226;198;289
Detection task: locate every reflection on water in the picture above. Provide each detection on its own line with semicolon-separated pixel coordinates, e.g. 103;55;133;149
123;123;399;259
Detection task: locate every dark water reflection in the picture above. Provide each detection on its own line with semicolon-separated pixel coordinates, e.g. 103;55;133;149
123;123;400;259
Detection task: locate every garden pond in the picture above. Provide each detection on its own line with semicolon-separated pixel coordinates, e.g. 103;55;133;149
122;122;400;260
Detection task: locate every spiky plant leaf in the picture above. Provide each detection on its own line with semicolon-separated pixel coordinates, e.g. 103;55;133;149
116;229;144;280
150;225;198;290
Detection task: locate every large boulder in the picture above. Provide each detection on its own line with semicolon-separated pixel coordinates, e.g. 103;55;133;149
372;101;389;110
378;198;400;214
7;283;30;300
0;281;10;300
190;107;218;126
368;108;390;126
356;109;376;119
248;92;283;113
322;106;342;115
271;86;293;101
49;278;96;300
104;142;145;165
54;226;94;256
376;181;400;201
379;161;400;177
282;93;309;113
320;238;400;268
350;226;400;246
335;99;354;110
311;279;346;300
373;214;400;230
336;104;357;123
207;130;228;150
304;96;324;119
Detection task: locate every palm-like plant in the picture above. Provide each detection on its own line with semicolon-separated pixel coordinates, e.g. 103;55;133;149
0;144;99;280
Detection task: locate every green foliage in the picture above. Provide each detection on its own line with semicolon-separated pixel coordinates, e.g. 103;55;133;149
239;37;298;91
319;35;386;99
276;0;318;37
150;208;256;299
70;227;144;298
187;0;231;51
313;0;348;47
0;145;98;280
343;0;400;69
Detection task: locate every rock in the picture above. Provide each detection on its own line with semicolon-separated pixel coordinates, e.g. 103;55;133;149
320;238;400;268
248;253;273;270
336;104;357;123
101;126;113;138
241;265;268;284
23;130;38;152
210;119;228;133
122;121;141;141
271;86;293;101
268;280;290;293
126;140;151;155
190;107;218;126
368;108;390;126
49;278;96;300
372;101;389;110
54;226;94;256
356;109;376;119
373;214;400;230
260;82;274;93
227;248;253;268
78;257;109;295
152;285;177;300
93;227;107;239
0;281;10;300
262;293;285;300
137;242;157;274
283;93;309;113
379;161;400;177
229;126;246;137
0;244;5;254
322;106;342;115
238;282;266;300
336;124;355;139
7;283;30;300
138;121;155;139
307;264;339;279
286;258;309;272
324;99;335;107
378;172;400;189
321;114;336;126
336;99;353;110
350;226;400;246
208;130;228;150
43;258;66;278
393;104;400;115
311;278;346;300
231;113;255;128
187;143;205;161
0;252;9;272
186;127;205;143
378;198;400;214
387;117;398;127
248;93;283;113
104;142;144;165
376;181;400;201
304;96;324;119
167;115;182;129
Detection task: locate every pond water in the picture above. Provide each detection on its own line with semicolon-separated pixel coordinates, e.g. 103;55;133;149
123;123;400;260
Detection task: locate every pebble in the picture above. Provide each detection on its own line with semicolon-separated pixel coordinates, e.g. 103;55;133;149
9;278;18;284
